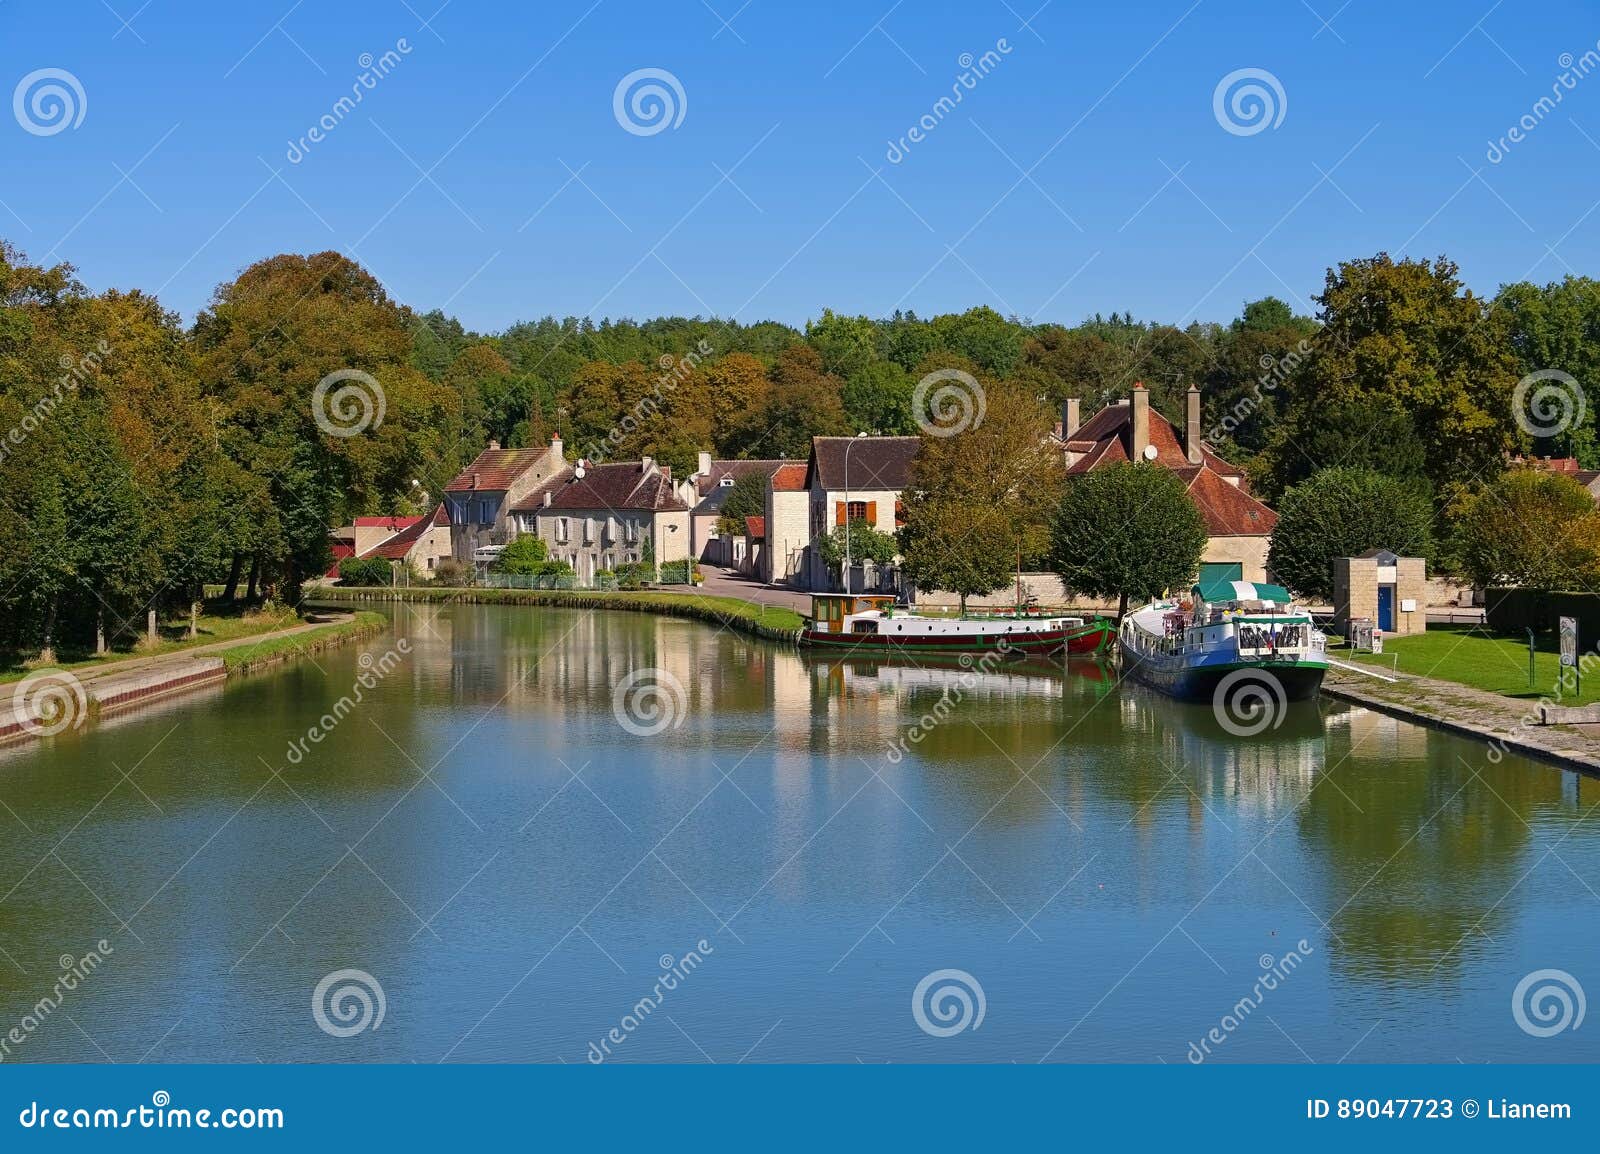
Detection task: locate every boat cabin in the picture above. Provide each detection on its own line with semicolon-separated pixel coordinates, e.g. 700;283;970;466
810;594;897;633
1174;579;1320;657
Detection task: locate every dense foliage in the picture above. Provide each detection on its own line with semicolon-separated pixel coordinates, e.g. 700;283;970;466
1048;463;1209;617
336;557;395;586
1267;469;1435;601
1455;469;1600;591
7;234;1600;658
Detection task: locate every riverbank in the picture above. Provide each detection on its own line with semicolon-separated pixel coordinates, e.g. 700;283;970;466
1322;661;1600;776
313;586;806;644
1;611;387;747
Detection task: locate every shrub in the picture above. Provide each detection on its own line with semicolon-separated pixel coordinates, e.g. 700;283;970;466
338;557;394;586
491;535;550;574
659;559;691;584
433;558;472;587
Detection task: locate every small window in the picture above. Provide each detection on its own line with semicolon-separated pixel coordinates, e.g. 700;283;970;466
847;500;867;522
852;620;879;634
719;476;735;487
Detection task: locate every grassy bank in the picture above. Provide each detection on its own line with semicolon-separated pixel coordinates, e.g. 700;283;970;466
314;585;805;642
1348;624;1600;705
221;611;389;675
1;602;303;684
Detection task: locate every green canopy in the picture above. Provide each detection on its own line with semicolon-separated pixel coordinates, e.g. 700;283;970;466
1192;579;1292;605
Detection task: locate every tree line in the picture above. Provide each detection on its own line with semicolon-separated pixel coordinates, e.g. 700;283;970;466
5;238;1600;658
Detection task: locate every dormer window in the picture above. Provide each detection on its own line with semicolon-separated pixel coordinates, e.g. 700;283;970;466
719;476;735;487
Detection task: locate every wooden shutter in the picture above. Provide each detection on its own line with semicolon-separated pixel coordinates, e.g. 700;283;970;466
865;501;877;526
835;501;846;526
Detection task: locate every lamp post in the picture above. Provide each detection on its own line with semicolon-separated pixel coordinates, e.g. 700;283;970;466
842;431;868;593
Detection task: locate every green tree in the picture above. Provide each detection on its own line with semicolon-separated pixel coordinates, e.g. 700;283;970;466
1263;254;1517;500
1267;469;1434;600
1049;462;1208;618
715;471;767;535
816;518;898;569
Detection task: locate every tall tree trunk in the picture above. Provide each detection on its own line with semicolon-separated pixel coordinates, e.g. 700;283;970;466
39;595;58;665
958;592;967;618
95;609;107;655
222;553;243;601
188;594;199;640
1117;590;1129;620
246;554;261;602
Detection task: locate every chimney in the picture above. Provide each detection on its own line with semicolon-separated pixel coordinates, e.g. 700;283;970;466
543;490;552;507
641;455;654;474
1185;384;1202;465
1060;398;1080;440
488;438;500;451
697;450;712;477
471;472;479;490
1130;383;1150;462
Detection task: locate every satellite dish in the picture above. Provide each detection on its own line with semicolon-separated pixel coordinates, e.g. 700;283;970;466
574;465;586;479
1142;444;1158;461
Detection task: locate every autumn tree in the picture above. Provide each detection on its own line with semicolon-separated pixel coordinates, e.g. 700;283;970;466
898;380;1061;613
1455;469;1600;591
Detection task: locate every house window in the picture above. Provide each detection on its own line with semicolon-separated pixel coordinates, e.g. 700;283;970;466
557;518;569;544
719;476;735;487
584;517;596;544
847;501;868;522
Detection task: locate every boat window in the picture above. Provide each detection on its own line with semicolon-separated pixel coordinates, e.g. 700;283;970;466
852;620;879;634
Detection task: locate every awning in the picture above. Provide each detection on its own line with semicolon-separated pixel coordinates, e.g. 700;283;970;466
1193;579;1292;604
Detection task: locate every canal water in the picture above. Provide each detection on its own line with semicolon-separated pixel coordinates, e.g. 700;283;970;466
2;602;1596;1063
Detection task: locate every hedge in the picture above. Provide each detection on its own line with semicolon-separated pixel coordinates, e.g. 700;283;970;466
1485;587;1600;638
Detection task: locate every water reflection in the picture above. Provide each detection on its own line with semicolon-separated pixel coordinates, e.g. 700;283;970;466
0;601;1596;1063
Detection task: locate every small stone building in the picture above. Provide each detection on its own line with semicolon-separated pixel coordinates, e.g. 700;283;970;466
1333;549;1427;635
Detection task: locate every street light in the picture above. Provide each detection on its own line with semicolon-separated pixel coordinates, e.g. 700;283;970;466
842;431;868;592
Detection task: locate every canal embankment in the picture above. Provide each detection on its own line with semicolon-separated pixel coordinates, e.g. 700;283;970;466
312;585;807;645
1;611;387;747
1323;662;1600;776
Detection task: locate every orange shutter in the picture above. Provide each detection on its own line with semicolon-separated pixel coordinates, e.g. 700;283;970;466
865;501;877;527
836;501;846;526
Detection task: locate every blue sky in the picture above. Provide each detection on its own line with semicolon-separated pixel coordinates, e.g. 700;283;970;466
4;0;1599;331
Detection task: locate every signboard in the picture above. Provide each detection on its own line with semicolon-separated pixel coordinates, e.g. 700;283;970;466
1560;616;1579;668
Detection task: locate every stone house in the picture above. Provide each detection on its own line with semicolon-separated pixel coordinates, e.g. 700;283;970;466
1333;548;1427;635
1063;384;1276;585
360;504;453;575
802;435;920;590
762;461;810;585
442;437;568;564
685;454;801;564
510;458;690;585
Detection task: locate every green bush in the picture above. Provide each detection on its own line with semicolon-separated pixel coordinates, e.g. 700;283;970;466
338;557;394;586
615;561;654;590
491;535;550;574
659;559;691;584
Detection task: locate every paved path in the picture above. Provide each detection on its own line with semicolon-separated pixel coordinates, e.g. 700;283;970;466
673;566;814;614
1323;659;1600;775
36;611;355;685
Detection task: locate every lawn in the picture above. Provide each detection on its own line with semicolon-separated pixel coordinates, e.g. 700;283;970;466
0;600;304;684
1347;624;1600;705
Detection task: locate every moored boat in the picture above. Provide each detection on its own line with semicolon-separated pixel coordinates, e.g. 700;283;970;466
1117;579;1327;704
801;594;1115;657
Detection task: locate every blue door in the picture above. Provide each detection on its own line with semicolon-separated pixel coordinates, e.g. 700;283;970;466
1377;585;1394;632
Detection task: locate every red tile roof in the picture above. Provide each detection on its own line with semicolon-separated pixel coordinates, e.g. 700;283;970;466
1180;468;1277;536
1067;395;1275;537
772;462;808;491
361;505;449;560
444;446;551;492
744;515;766;539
